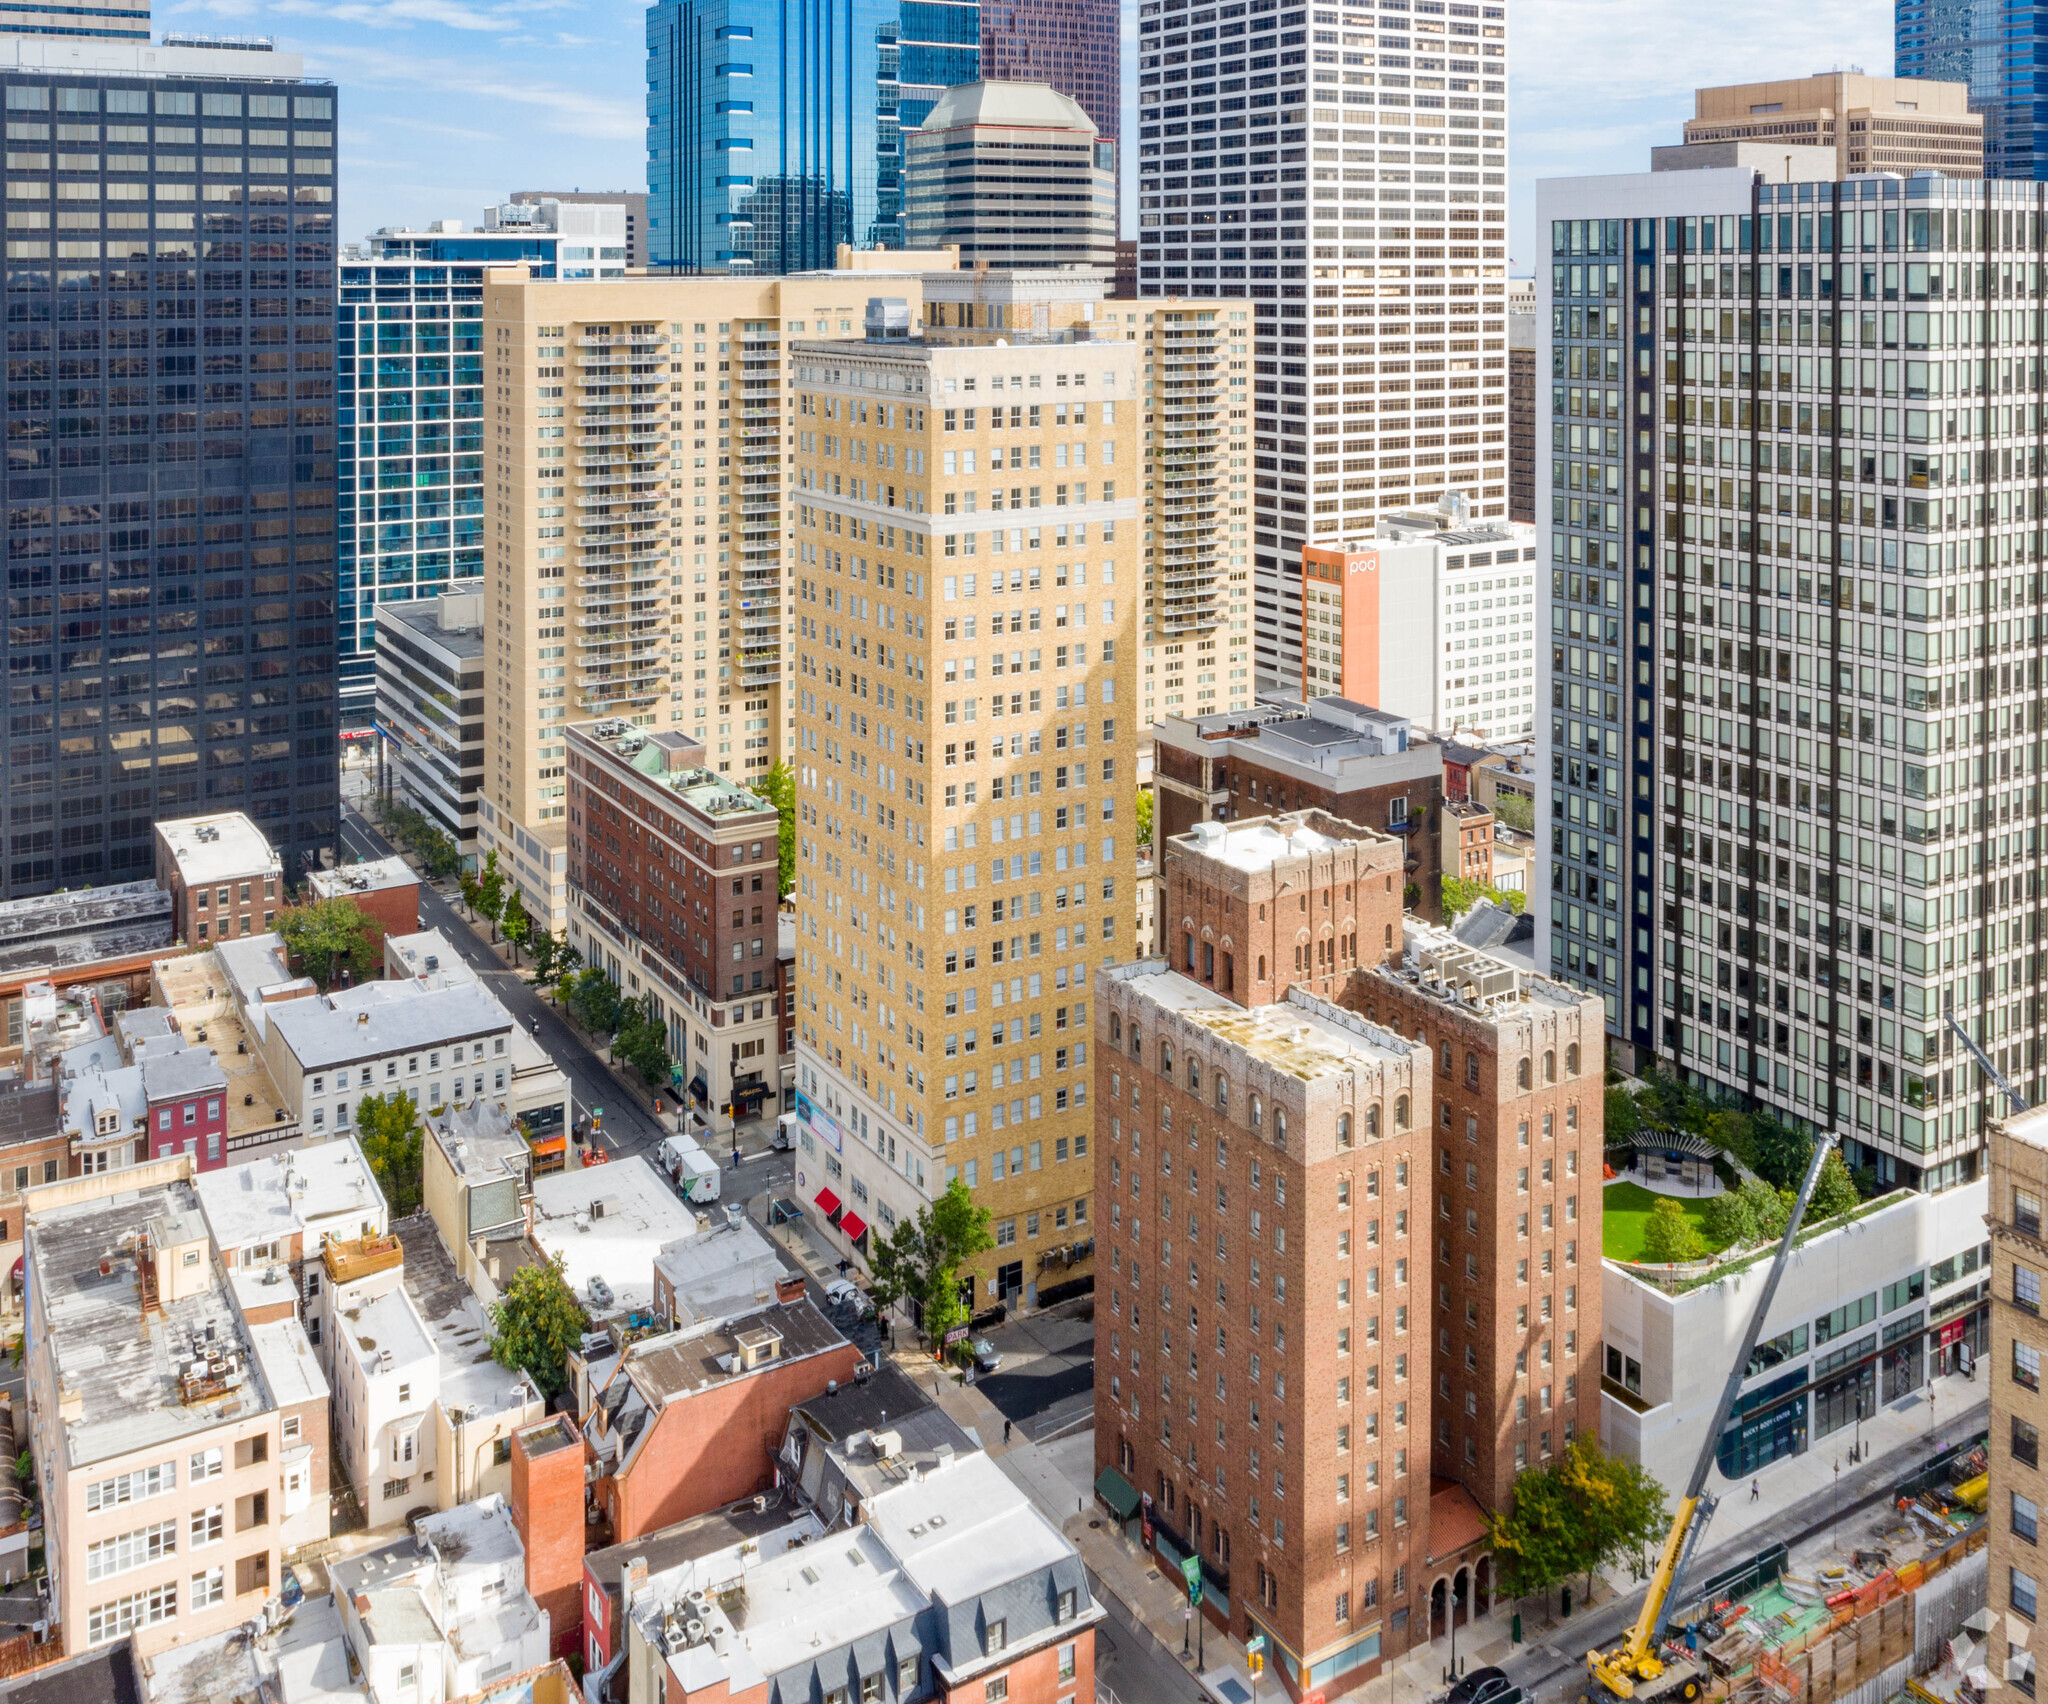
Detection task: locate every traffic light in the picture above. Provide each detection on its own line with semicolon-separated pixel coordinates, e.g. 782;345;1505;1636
1248;1655;1264;1677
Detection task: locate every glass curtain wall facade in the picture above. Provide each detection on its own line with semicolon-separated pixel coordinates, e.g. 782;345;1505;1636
335;232;574;722
646;0;977;271
1897;0;2041;178
1;48;338;894
1540;165;2048;1194
978;0;1120;140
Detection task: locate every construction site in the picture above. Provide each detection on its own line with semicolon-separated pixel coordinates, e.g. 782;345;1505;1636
1648;1437;1990;1704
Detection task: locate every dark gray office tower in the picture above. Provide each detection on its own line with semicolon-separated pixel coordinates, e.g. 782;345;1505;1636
1;36;338;895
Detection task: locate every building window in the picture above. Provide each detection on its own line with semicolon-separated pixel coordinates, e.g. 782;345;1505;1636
2016;1567;2040;1622
985;1679;1009;1704
190;1567;225;1611
384;1477;412;1501
2019;1493;2041;1546
2018;1342;2042;1393
985;1619;1006;1655
86;1582;175;1646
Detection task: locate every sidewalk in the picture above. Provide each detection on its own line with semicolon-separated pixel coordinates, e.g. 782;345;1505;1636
898;1347;1272;1704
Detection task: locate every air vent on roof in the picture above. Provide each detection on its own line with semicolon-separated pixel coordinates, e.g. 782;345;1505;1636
801;1566;820;1586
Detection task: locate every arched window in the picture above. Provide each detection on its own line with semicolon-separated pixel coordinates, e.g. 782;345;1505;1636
1215;1076;1230;1112
1394;1093;1411;1131
1130;1025;1142;1061
1438;1042;1453;1076
1111;1012;1123;1044
1566;1101;1579;1131
1543;1049;1556;1084
1365;1104;1381;1138
1188;1059;1201;1092
1516;1056;1531;1090
1384;923;1393;950
1464;1050;1480;1087
1275;1110;1289;1149
1337;1112;1353;1149
1161;1040;1175;1075
1566;1042;1581;1076
1250;1093;1263;1133
1258;955;1267;982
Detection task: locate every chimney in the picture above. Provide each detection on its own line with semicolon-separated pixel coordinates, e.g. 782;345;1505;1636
774;1274;806;1305
626;1556;649;1593
510;1415;590;1661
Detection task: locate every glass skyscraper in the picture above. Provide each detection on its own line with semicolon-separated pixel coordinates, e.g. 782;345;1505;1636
0;37;338;892
1898;0;2041;176
645;0;980;270
335;207;626;721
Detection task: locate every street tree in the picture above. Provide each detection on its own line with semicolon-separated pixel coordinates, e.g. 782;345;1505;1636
501;888;532;966
1558;1435;1670;1594
474;851;506;942
1489;1457;1590;1605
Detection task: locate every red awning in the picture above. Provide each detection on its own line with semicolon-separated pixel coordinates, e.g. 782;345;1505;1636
814;1186;843;1218
839;1211;868;1241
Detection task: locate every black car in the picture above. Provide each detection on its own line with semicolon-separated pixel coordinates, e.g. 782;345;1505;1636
1445;1669;1512;1704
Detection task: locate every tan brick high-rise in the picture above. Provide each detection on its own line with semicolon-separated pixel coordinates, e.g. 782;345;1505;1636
1988;1104;2048;1697
1096;810;1602;1694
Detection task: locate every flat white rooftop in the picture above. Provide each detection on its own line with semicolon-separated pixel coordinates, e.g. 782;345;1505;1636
530;1156;697;1319
157;812;280;886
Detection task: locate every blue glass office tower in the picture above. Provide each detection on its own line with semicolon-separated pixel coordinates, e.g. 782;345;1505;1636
335;217;625;720
0;39;338;893
646;0;980;270
1898;0;2043;176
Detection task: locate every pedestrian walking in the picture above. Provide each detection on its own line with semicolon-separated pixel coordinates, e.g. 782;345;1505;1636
1004;1419;1013;1446
731;1144;742;1170
1750;1479;1760;1503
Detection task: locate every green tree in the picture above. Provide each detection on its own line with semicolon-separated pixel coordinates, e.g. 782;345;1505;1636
1749;1112;1813;1191
276;897;384;992
1489;1458;1591;1604
354;1091;425;1218
1559;1436;1671;1592
758;762;797;899
865;1216;924;1321
565;966;623;1038
1704;1106;1760;1175
459;868;481;919
1491;790;1535;833
613;994;674;1091
1811;1148;1862;1221
867;1179;996;1353
1739;1175;1792;1242
488;1255;587;1397
474;850;506;943
531;931;580;995
1604;1082;1643;1146
1136;789;1154;848
501;888;532;967
1699;1186;1755;1249
1640;1196;1708;1263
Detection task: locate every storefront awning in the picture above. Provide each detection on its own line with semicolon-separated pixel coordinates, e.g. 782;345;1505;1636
814;1186;843;1218
839;1211;868;1241
1094;1465;1141;1521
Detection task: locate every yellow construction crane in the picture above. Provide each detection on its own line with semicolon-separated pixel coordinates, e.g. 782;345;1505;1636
1585;1132;1841;1703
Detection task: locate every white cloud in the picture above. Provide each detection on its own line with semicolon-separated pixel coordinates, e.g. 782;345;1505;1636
305;41;644;141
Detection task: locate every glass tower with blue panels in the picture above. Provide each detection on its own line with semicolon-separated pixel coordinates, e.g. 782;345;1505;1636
336;222;626;719
1898;0;2043;176
646;0;980;271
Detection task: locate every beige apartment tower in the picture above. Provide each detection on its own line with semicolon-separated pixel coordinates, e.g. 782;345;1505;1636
1684;74;1983;178
477;272;951;927
787;317;1140;1309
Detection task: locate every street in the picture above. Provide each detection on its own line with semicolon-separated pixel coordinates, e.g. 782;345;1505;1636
970;1297;1098;1444
338;807;785;1186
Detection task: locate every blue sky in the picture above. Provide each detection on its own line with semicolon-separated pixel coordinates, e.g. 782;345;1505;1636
168;0;1899;267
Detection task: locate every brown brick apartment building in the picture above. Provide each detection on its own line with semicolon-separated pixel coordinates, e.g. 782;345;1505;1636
1151;699;1452;922
566;720;784;1125
1095;811;1603;1695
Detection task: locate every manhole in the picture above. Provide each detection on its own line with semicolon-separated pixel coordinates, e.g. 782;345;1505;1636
1090;1519;1102;1529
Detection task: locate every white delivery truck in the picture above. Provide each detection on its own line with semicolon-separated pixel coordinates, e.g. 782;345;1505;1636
659;1135;721;1204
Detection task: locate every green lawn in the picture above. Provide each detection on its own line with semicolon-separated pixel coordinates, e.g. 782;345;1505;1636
1602;1180;1727;1263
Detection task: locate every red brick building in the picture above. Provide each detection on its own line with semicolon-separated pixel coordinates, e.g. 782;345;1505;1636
153;812;284;945
1095;810;1603;1695
566;721;784;1126
584;1293;864;1546
307;856;421;970
1151;699;1454;921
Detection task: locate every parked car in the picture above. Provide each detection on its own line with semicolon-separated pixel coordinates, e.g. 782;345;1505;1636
1445;1668;1510;1704
823;1278;870;1315
969;1337;1003;1374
